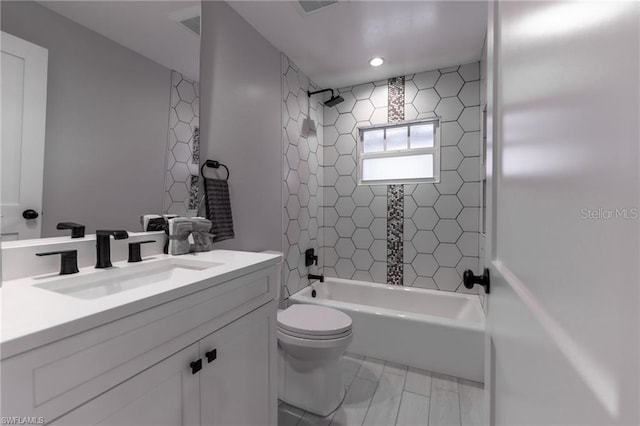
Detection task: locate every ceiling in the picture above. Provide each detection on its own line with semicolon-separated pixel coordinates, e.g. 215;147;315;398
38;1;201;81
36;1;487;88
229;0;488;89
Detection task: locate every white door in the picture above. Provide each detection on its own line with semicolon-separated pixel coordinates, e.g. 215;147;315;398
483;2;640;425
1;31;48;241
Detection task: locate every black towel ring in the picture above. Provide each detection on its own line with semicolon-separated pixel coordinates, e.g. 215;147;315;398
200;160;230;180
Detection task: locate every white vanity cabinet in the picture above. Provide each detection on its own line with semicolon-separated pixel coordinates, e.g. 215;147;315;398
51;343;201;426
199;303;275;426
1;263;279;426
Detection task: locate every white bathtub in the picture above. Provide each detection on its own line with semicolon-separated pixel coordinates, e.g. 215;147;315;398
289;277;485;382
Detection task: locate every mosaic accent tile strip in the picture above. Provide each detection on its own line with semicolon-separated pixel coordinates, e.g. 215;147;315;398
188;175;199;210
387;76;405;285
387;184;404;285
163;70;200;215
191;126;200;165
187;127;200;210
388;76;405;122
322;62;482;293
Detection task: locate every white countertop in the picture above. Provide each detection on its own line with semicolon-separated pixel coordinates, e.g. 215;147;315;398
1;250;281;359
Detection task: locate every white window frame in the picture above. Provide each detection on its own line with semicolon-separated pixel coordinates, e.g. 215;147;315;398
357;118;441;185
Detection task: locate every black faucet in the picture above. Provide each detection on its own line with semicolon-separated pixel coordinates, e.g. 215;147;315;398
308;273;324;282
57;222;85;238
95;230;129;268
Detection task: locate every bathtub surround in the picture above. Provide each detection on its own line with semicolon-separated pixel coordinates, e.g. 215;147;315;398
200;1;282;252
163;70;200;215
322;63;482;293
386;76;406;285
281;56;324;298
278;61;481;294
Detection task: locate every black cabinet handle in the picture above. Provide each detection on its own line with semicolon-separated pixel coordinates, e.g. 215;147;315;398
463;268;491;294
36;250;79;275
205;349;217;363
23;209;39;220
190;359;202;374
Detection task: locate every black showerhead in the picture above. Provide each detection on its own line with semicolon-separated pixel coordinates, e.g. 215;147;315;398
324;94;344;107
308;88;344;107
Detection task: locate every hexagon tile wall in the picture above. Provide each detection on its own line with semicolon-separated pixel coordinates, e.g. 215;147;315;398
322;63;482;293
281;54;324;300
163;71;200;215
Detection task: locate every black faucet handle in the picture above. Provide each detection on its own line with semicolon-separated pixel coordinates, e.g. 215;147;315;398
96;230;129;240
36;250;79;275
57;222;86;238
128;240;156;263
305;248;318;267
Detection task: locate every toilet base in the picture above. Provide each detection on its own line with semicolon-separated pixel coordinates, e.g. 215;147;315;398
278;344;347;416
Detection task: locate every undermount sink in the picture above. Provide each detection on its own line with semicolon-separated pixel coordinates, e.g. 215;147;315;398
34;258;223;300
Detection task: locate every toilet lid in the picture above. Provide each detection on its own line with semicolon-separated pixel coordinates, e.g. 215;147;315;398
277;305;352;337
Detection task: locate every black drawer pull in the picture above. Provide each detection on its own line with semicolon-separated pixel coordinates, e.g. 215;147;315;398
190;359;202;374
205;349;217;363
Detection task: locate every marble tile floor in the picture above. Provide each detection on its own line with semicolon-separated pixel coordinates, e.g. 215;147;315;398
278;353;484;426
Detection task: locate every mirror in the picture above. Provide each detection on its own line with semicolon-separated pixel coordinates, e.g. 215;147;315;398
1;0;201;241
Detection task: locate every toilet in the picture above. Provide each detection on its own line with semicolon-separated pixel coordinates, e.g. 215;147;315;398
277;304;353;416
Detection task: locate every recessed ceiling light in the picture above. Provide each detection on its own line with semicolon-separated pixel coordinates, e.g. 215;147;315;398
369;57;384;67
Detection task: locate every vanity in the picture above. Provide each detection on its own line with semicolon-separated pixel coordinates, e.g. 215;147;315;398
1;235;281;425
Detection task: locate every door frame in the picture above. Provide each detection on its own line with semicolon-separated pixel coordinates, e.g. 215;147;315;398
483;1;499;424
1;31;48;240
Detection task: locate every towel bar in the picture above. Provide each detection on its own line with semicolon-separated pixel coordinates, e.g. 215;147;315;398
200;160;229;180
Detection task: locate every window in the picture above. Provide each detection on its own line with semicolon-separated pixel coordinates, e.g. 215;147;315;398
357;118;440;185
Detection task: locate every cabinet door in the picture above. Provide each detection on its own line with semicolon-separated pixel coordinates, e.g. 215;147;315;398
51;343;200;426
199;301;277;426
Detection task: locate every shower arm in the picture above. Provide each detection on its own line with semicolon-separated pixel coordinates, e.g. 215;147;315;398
307;88;335;98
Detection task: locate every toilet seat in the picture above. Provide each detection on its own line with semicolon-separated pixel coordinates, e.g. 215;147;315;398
277;305;352;340
277;327;353;349
277;327;352;340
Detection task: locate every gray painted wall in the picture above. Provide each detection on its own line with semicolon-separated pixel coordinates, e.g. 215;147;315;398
1;1;170;236
200;1;282;252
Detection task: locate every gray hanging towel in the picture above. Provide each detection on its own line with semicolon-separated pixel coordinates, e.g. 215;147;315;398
204;178;235;242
